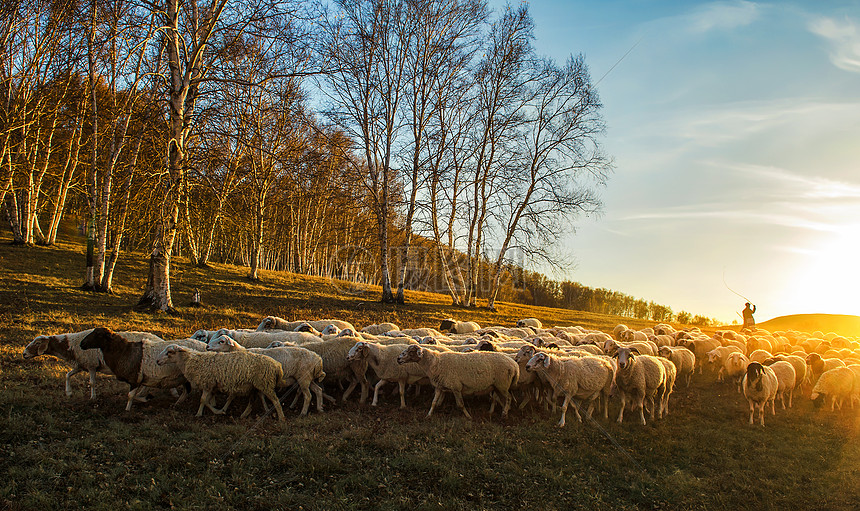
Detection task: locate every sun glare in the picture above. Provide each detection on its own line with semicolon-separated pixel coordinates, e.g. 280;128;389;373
790;225;860;316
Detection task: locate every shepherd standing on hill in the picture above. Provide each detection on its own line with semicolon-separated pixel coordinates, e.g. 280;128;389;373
742;303;756;330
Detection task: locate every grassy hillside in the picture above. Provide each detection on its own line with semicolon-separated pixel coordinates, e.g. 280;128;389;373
2;233;860;510
758;314;860;338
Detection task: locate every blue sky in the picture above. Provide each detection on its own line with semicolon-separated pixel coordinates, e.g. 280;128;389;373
494;1;860;323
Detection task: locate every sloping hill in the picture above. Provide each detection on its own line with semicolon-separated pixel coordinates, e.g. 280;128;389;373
757;314;860;338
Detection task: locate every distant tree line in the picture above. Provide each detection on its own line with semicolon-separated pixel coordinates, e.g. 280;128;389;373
0;0;716;324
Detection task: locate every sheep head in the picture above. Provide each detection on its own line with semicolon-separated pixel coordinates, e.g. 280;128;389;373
475;340;497;352
321;324;340;335
294;322;320;335
418;336;437;345
397;344;424;364
657;346;671;359
267;340;287;349
207;335;237;352
515;345;537;363
439;319;457;332
346;342;370;362
811;392;825;408
338;328;356;337
525;352;551;372
191;329;209;342
746;362;764;391
156;344;186;366
23;336;51;358
615;347;639;370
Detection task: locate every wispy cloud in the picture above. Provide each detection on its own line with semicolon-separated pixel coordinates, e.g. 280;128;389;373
685;1;762;34
809;16;860;72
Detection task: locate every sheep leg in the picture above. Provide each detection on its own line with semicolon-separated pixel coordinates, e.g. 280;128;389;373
398;381;407;409
584;397;596;420
427;387;444;417
558;394;571;427
310;382;325;412
258;389;288;422
499;389;512;418
299;384;312;416
261;390;285;421
616;393;627;423
240;394;255;419
88;369;98;400
518;389;533;410
371;380;387;407
214;395;233;415
65;366;84;397
341;378;357;402
452;391;471;420
173;383;190;406
637;397;646;425
488;391;497;416
197;390;213;417
125;386;139;411
787;389;793;408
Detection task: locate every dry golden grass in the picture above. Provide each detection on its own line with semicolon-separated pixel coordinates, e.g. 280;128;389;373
2;230;860;510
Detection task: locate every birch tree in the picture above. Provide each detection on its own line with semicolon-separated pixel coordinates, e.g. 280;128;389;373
137;0;310;311
485;55;611;310
393;0;485;304
319;0;411;303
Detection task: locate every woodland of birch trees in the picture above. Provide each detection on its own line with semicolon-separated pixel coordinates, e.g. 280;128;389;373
1;0;703;324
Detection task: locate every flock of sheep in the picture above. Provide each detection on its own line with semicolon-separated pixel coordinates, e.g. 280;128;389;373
21;316;860;427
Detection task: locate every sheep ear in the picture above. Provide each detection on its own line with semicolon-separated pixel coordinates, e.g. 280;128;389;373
542;355;551;368
35;337;50;355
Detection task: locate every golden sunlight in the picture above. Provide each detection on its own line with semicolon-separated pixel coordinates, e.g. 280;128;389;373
791;225;860;315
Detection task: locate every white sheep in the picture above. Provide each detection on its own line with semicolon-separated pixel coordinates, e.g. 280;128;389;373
706;346;743;381
657;357;677;417
206;335;326;416
612;324;629;341
722;352;750;393
156;345;285;421
811;367;858;411
439;319;481;335
657;346;695;387
767;360;796;409
214;328;318;348
764;354;806;393
612;347;667;425
191;328;257;342
603;338;656;357
516;318;543;329
619;329;649;343
361;323;400;336
678;337;720;373
524;351;614;427
256;316;355;333
748;349;774;364
742;362;778;426
346;341;427;408
396;344;519;419
292;336;369;403
389;327;446;339
805;353;847;387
